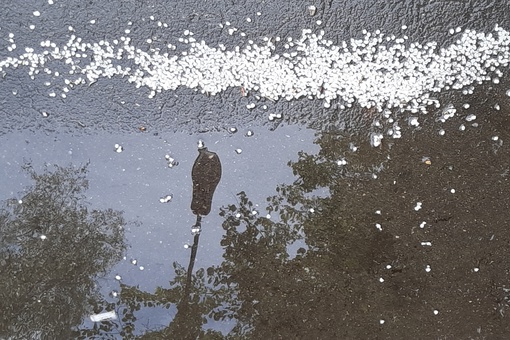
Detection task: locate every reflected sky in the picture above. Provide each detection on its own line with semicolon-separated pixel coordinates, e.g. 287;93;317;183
0;125;318;292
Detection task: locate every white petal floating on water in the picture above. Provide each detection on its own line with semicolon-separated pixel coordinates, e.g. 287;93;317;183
115;275;122;281
114;144;123;153
90;311;117;322
33;11;41;17
159;195;172;203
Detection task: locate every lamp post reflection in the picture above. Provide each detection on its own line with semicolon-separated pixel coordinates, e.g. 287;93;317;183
186;141;222;293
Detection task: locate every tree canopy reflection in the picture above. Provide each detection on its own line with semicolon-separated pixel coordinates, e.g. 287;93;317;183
80;104;510;339
0;164;127;339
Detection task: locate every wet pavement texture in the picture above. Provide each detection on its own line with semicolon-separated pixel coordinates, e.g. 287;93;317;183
1;0;510;339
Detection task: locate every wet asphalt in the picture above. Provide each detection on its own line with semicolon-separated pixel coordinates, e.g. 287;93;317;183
1;0;510;339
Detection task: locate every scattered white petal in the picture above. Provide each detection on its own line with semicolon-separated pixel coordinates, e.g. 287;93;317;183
465;114;476;122
114;144;123;153
90;311;117;322
159;195;172;203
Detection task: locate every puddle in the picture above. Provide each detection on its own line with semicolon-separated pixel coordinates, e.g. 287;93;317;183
2;1;510;339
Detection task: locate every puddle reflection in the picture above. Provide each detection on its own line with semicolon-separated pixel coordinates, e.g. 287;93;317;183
0;164;127;339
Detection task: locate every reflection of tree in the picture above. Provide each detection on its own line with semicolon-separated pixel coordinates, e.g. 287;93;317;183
0;164;126;339
77;109;510;338
217;156;397;339
217;116;510;338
